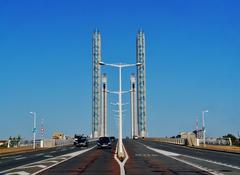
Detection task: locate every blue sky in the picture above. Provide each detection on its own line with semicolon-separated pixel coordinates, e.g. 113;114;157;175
0;0;239;139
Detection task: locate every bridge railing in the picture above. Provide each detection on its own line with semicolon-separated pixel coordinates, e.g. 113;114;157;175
145;137;186;145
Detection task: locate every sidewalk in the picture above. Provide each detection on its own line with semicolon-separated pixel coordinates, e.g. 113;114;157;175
189;144;240;153
0;147;45;156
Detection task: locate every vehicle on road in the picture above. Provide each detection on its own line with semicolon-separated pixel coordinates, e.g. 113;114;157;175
109;136;115;142
74;135;88;147
97;137;111;149
133;135;139;140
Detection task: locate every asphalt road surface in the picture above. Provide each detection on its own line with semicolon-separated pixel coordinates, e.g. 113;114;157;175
0;141;119;175
124;139;211;175
1;139;239;175
0;143;95;172
128;139;240;175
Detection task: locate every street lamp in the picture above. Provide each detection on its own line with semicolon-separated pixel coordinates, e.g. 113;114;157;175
29;112;36;149
202;110;208;147
99;61;141;158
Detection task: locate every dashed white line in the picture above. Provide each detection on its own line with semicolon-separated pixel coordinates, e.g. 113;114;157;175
35;153;44;157
15;157;27;160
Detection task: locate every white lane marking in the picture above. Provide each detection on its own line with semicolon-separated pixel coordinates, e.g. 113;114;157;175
0;146;95;175
41;160;59;163
140;142;240;170
144;144;223;175
1;155;22;159
17;165;47;169
114;143;129;175
15;157;27;160
31;146;96;175
7;171;30;175
181;154;240;170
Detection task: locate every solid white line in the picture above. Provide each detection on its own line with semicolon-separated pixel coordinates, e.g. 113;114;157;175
181;154;240;170
140;142;240;170
17;165;47;169
7;171;30;175
122;143;129;165
32;146;96;175
0;146;96;175
143;144;223;175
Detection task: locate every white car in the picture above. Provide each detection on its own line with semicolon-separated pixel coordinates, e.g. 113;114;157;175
133;135;139;140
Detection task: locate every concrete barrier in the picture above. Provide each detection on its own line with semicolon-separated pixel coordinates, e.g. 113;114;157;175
42;139;73;148
146;137;186;145
42;138;97;148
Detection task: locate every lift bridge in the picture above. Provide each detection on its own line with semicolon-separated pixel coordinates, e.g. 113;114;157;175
92;29;147;138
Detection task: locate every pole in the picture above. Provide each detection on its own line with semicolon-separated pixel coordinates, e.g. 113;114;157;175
118;66;123;157
101;84;104;137
31;112;36;149
202;110;208;147
131;88;134;138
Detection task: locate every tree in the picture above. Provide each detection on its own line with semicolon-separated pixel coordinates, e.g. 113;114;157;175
223;134;237;145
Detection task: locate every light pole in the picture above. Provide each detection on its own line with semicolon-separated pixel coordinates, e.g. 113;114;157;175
202;110;208;147
29;112;36;149
99;61;141;158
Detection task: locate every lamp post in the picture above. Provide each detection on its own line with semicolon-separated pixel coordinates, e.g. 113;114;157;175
202;110;208;147
29;112;36;149
99;61;141;158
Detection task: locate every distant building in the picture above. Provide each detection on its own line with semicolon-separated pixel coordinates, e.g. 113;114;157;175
193;129;204;139
52;132;65;139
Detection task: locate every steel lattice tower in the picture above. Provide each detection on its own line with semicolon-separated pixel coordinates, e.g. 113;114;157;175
136;30;147;137
92;30;101;138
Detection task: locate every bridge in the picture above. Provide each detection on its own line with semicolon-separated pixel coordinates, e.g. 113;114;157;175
0;138;240;175
1;30;239;175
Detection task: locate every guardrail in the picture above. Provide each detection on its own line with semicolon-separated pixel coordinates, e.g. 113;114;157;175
145;137;186;145
43;138;98;148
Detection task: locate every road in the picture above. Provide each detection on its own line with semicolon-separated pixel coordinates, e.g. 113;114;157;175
125;139;240;175
0;141;119;175
0;139;239;175
0;141;95;172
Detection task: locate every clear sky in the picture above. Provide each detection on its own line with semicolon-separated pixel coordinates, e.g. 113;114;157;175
0;0;239;140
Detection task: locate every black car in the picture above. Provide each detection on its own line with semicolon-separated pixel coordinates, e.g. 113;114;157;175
74;136;88;147
97;137;111;149
109;136;115;142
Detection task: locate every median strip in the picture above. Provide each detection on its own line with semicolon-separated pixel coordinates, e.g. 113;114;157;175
114;142;129;175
